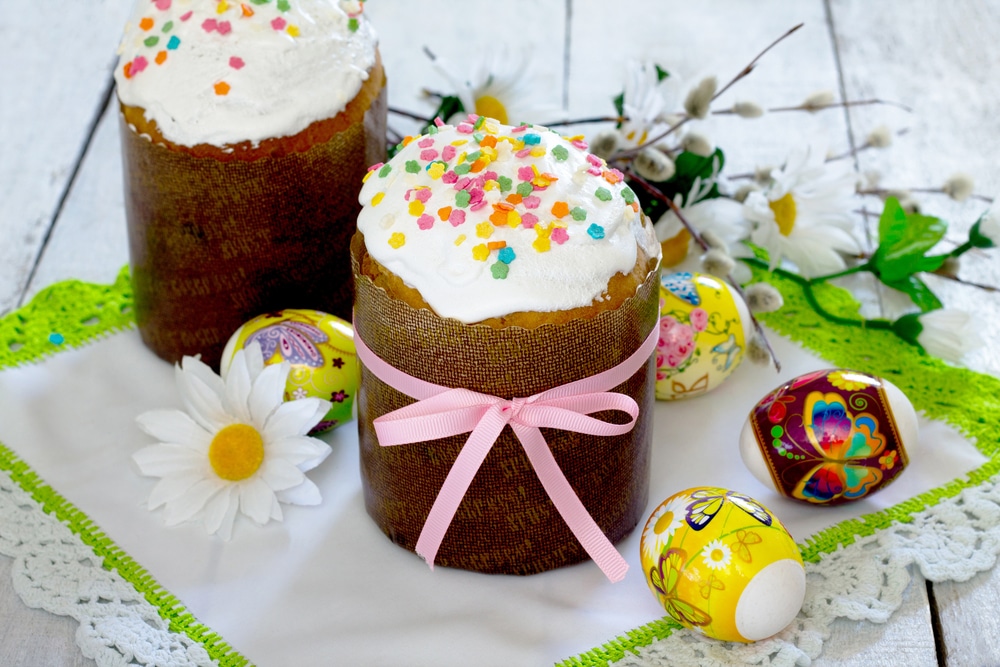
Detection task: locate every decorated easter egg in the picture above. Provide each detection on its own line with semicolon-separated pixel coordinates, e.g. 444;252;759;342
655;271;753;401
640;486;805;642
221;309;359;433
739;369;918;505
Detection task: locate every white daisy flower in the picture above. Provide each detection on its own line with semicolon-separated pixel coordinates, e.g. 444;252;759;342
893;309;983;363
641;494;688;565
618;60;683;150
133;343;333;540
701;539;733;571
430;45;560;127
744;144;861;278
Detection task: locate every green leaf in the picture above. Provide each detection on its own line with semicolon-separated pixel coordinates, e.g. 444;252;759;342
883;275;943;312
613;92;625;125
655;65;670;82
969;216;997;248
422;95;465;135
872;198;947;281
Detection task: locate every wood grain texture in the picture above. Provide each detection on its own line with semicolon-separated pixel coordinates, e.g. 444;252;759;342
812;574;938;667
933;566;1000;666
828;0;1000;378
0;0;133;316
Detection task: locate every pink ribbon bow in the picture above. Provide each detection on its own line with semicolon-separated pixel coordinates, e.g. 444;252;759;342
354;325;658;583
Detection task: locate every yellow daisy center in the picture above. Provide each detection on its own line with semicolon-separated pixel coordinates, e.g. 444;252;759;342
654;510;675;534
769;192;798;236
710;548;725;563
660;229;692;267
474;95;509;125
209;424;265;481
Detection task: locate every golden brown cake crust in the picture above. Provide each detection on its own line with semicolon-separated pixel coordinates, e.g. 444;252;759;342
120;52;385;162
356;225;659;329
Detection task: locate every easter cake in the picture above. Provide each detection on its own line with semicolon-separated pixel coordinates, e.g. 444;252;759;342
116;0;385;368
352;116;662;575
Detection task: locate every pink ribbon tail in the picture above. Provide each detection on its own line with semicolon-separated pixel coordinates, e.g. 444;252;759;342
355;325;658;582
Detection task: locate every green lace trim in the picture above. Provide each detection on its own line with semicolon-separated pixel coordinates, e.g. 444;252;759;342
0;266;250;667
562;268;1000;667
1;268;997;667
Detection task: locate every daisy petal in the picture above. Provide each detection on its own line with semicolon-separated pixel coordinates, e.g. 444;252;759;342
270;495;284;521
275;478;322;506
223;349;253;423
162;478;226;526
242;341;266;382
135;410;212;450
132;444;205;477
239;477;276;525
215;495;240;541
248;362;289;425
176;363;230;432
263;397;331;441
259;458;305;492
201;485;236;534
147;470;207;509
267;436;332;470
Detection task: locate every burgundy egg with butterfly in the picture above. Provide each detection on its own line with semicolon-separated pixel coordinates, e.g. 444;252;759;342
640;486;805;642
221;309;360;433
739;369;918;505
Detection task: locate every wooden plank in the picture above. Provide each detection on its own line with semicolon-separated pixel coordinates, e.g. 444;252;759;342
0;0;133;315
828;0;1000;377
0;557;96;667
933;566;1000;665
812;574;938;666
363;0;568;137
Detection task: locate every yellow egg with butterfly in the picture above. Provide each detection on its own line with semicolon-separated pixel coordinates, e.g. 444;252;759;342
221;309;359;434
655;271;753;401
639;486;805;642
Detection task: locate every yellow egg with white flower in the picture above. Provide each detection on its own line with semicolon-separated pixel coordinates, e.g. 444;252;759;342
221;309;359;433
640;486;805;642
655;272;752;400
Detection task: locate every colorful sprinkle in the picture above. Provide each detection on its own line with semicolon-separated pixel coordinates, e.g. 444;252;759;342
139;17;155;31
271;17;287;30
414;188;433;203
202;18;218;32
155;0;172;9
408;201;425;217
277;0;290;10
454;163;472;176
491;262;509;279
449;209;466;226
348;18;359;32
229;56;245;69
214;81;231;95
551;145;569;161
420;149;439;161
516;182;533;197
497;176;512;192
217;1;229;14
371;192;384;206
389;232;406;248
217;21;233;35
521;213;539;228
487;240;507;250
551;227;569;244
455;190;471;208
522;133;541;145
622;187;636;205
442;145;457;161
438;206;452;221
571;207;587;221
161;20;174;32
155;50;168;65
454;234;467;245
180;10;193;21
241;4;255;17
551;201;570;218
472;244;489;261
498;247;516;264
286;24;301;37
417;214;434;230
595;187;612;202
167;35;181;49
405;160;421;174
587;224;605;239
517;166;535;181
522;195;541;210
379;164;392;177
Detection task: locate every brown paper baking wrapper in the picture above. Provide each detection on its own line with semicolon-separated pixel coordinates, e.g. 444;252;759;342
121;69;387;368
351;233;660;575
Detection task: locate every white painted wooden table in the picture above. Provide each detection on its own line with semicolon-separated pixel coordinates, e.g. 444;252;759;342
2;1;998;665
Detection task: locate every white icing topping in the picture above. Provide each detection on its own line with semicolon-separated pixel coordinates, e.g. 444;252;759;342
357;118;660;323
114;0;377;148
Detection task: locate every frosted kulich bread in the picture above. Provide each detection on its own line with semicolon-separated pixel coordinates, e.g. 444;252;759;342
116;0;386;368
352;116;662;575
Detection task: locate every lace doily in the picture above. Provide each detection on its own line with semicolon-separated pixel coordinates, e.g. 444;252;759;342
0;267;996;667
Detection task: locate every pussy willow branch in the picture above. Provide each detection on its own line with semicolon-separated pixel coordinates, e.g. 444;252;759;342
857;187;995;204
712;98;912;116
625;171;783;372
611;23;805;163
